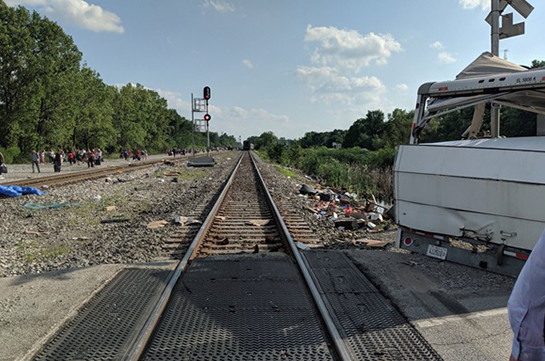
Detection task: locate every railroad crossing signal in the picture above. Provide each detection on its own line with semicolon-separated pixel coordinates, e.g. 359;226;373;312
485;0;534;40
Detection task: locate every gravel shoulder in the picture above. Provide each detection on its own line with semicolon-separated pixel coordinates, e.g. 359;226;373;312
0;152;238;276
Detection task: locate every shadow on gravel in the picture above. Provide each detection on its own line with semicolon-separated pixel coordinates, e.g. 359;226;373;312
6;261;175;287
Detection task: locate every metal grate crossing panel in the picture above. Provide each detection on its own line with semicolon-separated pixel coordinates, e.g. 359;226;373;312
141;254;334;361
33;268;171;361
303;251;443;361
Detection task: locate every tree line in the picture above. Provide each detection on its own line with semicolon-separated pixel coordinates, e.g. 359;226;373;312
248;88;542;199
0;2;237;163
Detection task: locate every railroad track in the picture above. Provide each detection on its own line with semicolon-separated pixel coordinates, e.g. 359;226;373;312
32;151;442;361
3;156;194;188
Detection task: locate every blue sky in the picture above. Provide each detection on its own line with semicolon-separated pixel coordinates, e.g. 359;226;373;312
5;0;545;141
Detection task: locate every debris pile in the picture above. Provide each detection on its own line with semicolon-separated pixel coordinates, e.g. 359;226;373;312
298;183;391;233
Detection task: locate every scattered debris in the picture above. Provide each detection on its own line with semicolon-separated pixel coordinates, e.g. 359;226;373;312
299;184;317;196
294;180;392;236
296;242;310;250
100;218;130;224
353;238;389;248
173;215;202;226
368;212;383;222
246;219;271;227
22;202;79;210
105;206;117;212
0;185;45;197
147;220;169;229
334;218;358;230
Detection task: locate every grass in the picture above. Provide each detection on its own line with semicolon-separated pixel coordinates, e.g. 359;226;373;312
153;167;209;181
17;239;71;262
275;165;298;179
23;245;71;262
262;145;395;201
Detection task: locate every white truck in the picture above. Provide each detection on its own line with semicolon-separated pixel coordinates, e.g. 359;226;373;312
394;52;545;277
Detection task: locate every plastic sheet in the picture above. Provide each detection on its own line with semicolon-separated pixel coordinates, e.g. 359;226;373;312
0;185;45;197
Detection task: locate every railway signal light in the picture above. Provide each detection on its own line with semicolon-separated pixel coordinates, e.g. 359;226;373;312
204;113;211;121
203;86;211;100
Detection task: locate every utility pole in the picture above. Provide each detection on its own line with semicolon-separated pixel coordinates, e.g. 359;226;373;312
490;0;501;137
486;0;534;137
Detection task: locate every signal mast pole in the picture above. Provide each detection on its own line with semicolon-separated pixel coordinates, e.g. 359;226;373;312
490;0;501;137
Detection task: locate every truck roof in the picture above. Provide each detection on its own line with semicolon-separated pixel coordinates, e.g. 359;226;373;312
423;136;545;152
419;52;545;116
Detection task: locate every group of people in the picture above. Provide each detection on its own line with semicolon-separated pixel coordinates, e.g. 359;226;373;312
120;149;148;161
167;148;187;157
30;148;103;173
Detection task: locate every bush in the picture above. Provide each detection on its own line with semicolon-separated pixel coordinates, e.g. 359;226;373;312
282;146;395;200
0;146;21;164
266;143;285;164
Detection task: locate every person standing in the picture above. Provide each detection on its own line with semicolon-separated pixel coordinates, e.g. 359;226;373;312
0;150;5;179
508;227;545;361
31;150;40;173
87;149;95;168
53;149;63;172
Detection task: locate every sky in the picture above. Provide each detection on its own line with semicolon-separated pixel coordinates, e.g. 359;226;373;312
4;0;545;141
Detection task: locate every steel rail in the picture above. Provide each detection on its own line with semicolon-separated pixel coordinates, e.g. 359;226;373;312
249;152;354;361
2;153;212;188
3;159;166;188
122;152;244;361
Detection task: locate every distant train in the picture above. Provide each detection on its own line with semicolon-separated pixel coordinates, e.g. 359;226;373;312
242;141;254;151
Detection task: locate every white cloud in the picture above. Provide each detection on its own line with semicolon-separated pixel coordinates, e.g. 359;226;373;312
395;83;409;92
149;89;290;140
430;41;444;49
153;88;191;115
242;59;254;69
459;0;489;10
202;0;235;13
296;65;386;106
6;0;124;33
304;25;402;72
438;51;457;64
207;105;291;139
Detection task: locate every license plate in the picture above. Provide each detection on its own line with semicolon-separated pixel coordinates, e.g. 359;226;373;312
426;244;448;260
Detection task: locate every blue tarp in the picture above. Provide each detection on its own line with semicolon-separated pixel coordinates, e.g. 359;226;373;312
0;185;45;197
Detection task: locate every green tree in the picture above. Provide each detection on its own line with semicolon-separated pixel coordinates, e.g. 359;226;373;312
382;109;414;147
343;110;385;150
253;131;278;150
70;68;117;150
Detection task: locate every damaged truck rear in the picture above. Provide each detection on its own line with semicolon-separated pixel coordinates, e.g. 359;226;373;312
394;52;545;277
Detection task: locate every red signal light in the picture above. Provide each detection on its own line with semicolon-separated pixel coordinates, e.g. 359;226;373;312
204;113;211;121
203;86;211;100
